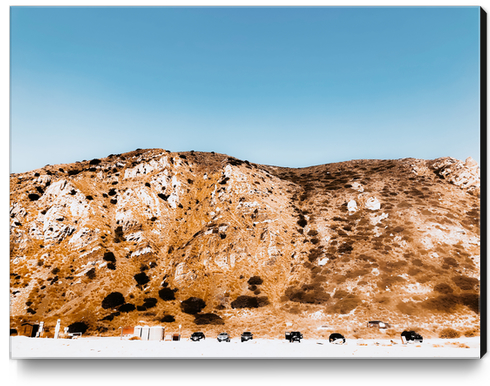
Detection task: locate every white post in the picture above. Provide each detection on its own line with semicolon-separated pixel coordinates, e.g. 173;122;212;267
54;319;61;339
36;322;44;338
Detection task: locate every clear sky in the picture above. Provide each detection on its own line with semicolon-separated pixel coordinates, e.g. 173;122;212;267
10;6;481;173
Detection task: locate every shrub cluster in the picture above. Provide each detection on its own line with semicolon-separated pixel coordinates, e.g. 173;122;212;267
101;292;125;309
181;297;206;314
231;295;270;308
113;226;125;243
439;328;461;339
194;313;224;325
68;322;88;334
134;272;150;286
161;315;175;323
247;276;263;285
158;287;176;301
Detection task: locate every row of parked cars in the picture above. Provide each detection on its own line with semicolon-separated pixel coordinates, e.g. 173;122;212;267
191;331;253;342
190;330;424;344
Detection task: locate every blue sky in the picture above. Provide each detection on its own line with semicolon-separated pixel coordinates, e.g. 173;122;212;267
10;6;481;173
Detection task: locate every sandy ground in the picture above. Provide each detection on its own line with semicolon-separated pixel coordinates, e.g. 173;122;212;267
10;336;480;359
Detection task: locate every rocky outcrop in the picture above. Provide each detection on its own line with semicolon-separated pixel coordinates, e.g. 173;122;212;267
430;157;480;193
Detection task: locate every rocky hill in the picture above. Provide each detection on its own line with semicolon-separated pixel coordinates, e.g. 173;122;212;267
10;149;481;340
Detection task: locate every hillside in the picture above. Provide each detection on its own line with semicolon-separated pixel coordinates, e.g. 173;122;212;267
10;149;481;340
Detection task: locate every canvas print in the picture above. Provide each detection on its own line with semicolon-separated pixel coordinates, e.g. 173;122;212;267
9;6;483;359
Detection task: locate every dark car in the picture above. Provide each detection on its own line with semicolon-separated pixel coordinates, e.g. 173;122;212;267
329;333;346;344
285;331;303;342
217;332;231;342
401;330;423;344
190;332;205;341
241;332;253;342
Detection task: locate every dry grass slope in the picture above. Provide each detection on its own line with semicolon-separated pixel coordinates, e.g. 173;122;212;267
10;150;480;339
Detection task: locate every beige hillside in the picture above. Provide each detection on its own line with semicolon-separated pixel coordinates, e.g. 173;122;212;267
10;149;480;340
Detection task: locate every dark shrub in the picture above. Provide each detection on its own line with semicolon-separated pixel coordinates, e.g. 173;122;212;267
86;268;96;280
158;287;176;301
107;263;116;270
332;295;361;314
118;303;136;313
158;193;169;201
439;328;461;339
89;159;101;165
377;275;406;289
452;276;479;291
231;295;258;308
286;283;331;304
108;188;117;196
181;297;206;314
68;170;81;176
28;193;40;201
231;295;270;309
459;293;479;314
103;251;116;262
434;283;454;294
443;257;458;267
297;217;307;228
143;298;158;308
194;313;224;325
161;315;175;323
68;322;88;334
338;243;354;254
102;292;125;309
114;226;125;243
333;289;349;299
307;247;323;262
134;272;150;286
110;199;117;205
86;195;94;200
422;294;460;313
248;276;263;285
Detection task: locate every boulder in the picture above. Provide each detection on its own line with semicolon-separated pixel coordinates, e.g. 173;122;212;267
347;200;357;213
365;196;381;211
431;157;479;191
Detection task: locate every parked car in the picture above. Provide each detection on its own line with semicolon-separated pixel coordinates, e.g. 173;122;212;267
328;333;346;344
190;332;205;341
285;331;303;342
217;332;231;342
401;330;423;344
241;332;253;342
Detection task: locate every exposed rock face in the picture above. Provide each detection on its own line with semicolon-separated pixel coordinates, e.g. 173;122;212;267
10;150;480;339
430;157;480;193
